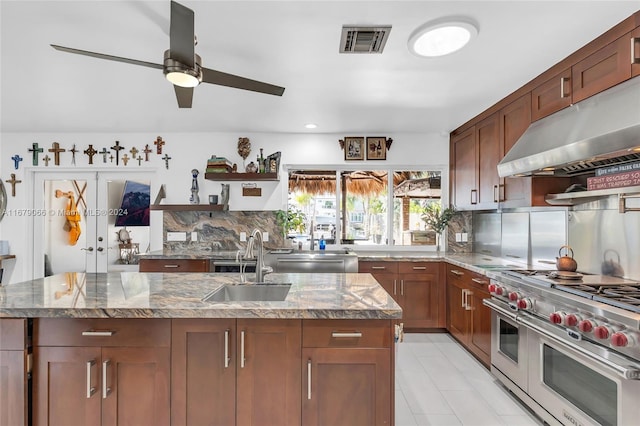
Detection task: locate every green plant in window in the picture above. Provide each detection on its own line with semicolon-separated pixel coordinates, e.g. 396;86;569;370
276;208;307;236
421;203;457;235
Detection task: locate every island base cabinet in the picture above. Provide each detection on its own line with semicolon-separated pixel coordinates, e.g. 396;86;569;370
171;318;301;426
0;318;28;426
302;348;391;426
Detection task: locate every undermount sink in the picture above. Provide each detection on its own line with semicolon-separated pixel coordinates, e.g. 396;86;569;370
202;283;292;302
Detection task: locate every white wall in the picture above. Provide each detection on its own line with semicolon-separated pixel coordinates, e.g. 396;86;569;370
0;131;449;283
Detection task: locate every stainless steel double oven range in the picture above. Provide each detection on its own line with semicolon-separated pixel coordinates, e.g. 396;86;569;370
484;270;640;426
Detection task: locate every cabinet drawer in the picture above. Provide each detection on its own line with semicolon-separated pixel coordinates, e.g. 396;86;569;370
0;318;27;350
358;261;398;274
398;261;439;275
302;320;391;348
447;266;469;282
35;318;171;347
139;258;209;272
467;272;490;289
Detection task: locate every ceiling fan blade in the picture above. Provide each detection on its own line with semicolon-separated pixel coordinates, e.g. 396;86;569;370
169;1;195;68
202;68;285;96
51;44;163;70
173;85;194;108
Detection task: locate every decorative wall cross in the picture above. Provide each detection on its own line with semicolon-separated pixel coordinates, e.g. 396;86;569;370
99;148;109;163
129;147;139;159
5;173;21;196
111;141;124;165
109;154;115;163
162;153;171;169
69;144;78;165
48;142;66;166
143;144;152;161
137;156;143;166
84;144;97;164
43;155;51;166
28;143;44;166
154;136;165;154
122;154;130;166
11;154;23;170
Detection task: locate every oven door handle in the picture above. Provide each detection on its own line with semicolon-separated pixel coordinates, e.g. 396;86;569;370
517;315;640;380
483;298;518;321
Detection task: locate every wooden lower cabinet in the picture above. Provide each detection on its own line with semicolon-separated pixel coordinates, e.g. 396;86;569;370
359;261;445;330
0;319;28;426
302;319;393;426
138;258;209;272
33;318;171;426
172;318;302;426
446;265;491;367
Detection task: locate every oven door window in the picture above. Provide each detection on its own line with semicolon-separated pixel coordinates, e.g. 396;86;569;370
498;318;519;363
542;344;617;426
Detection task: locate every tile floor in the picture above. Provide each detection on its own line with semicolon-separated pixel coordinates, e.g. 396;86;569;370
396;333;543;426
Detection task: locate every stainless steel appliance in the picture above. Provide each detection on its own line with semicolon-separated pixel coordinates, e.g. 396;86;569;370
264;249;358;273
484;269;640;426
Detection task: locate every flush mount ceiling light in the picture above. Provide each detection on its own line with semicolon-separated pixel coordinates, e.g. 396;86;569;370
305;123;318;129
408;18;478;57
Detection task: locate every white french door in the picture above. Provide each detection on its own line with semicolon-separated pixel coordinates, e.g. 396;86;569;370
31;169;157;276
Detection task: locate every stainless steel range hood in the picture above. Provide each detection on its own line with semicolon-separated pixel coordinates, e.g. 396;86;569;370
497;77;640;177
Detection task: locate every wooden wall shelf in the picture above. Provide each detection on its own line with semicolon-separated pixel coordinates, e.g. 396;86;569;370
150;204;224;211
204;172;278;181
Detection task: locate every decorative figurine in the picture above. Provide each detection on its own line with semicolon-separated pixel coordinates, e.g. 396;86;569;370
237;137;251;167
28;143;44;166
221;184;230;211
189;169;200;204
11;154;23;170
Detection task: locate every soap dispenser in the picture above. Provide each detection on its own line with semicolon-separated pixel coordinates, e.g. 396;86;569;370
319;235;326;251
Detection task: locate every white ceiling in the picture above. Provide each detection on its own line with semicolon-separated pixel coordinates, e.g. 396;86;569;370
1;1;638;135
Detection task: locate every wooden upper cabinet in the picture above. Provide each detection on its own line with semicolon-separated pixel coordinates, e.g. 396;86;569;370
572;34;632;103
475;113;500;209
450;127;477;209
531;68;572;121
500;93;532;207
632;26;640;77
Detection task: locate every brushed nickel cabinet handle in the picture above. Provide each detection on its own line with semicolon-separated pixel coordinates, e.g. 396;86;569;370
493;185;499;203
560;76;570;98
401;279;404;296
631;37;640;64
163;264;180;268
451;270;464;276
371;266;387;270
307;359;312;400
224;329;230;368
86;360;97;398
461;289;467;308
412;266;427;270
498;184;505;202
471;189;478;205
102;359;111;399
393;279;397;295
240;330;246;368
331;332;363;338
82;330;114;337
471;278;487;285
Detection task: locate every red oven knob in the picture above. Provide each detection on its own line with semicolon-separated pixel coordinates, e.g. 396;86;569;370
564;313;582;327
494;286;505;296
549;312;565;325
517;298;533;310
578;319;597;333
611;332;634;348
488;284;497;293
594;325;613;340
508;292;521;301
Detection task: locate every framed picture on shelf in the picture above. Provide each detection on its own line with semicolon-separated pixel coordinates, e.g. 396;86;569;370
266;151;281;174
344;137;365;161
366;137;387;160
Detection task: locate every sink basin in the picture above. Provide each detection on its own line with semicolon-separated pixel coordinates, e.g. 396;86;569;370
202;283;292;302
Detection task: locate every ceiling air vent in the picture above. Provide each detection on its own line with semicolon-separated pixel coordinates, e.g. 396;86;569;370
340;26;391;53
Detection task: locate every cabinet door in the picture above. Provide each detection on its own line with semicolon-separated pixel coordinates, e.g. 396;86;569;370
572;34;631;103
171;319;236;426
302;348;391;426
237;319;301;426
451;127;477;209
500;93;532;207
447;272;469;343
531;69;572;121
468;287;492;367
476;114;500;209
633;27;640;77
359;261;399;303
33;346;102;426
399;262;441;329
101;347;170;426
0;350;27;426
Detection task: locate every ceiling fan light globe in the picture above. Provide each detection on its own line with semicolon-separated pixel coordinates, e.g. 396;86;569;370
163;50;202;87
166;71;200;88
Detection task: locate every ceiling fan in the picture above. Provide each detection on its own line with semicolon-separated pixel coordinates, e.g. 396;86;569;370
51;1;285;108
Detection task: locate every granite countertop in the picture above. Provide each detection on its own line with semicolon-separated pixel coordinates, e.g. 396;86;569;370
0;272;401;320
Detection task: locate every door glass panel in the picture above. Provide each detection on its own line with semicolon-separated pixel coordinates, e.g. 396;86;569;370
542;344;617;426
498;318;519;363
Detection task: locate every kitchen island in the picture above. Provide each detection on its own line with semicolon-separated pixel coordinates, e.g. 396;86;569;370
0;272;401;426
